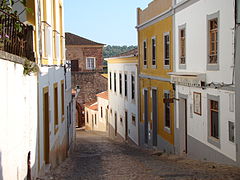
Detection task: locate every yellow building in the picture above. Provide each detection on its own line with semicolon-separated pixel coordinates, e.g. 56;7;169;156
20;0;73;177
137;0;174;153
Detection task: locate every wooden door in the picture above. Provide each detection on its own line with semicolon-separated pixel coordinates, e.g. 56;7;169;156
43;90;50;164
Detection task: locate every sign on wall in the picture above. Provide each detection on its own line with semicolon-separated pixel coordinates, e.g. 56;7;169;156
193;92;202;115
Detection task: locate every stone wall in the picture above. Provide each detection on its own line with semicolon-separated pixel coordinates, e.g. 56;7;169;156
72;71;108;105
66;45;103;71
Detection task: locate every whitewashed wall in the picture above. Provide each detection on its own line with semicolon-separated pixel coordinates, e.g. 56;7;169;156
174;0;236;162
108;62;139;145
0;57;38;180
97;96;108;132
174;0;235;84
38;66;66;169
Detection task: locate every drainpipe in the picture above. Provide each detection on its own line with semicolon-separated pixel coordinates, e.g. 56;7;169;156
235;0;240;167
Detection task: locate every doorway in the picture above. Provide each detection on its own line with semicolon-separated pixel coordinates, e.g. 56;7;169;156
115;113;117;136
125;111;128;140
179;97;187;154
152;89;158;146
43;89;50;164
144;89;148;144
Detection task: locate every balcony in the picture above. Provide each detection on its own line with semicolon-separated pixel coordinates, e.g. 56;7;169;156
0;9;35;62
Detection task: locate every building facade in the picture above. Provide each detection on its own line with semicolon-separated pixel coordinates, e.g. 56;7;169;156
170;0;237;166
66;33;108;128
0;0;75;179
107;49;139;145
137;0;175;152
85;91;109;132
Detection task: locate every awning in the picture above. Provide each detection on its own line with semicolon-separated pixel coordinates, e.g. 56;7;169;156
168;72;206;87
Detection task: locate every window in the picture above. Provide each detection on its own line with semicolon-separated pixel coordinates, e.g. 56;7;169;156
61;80;64;121
209;19;218;64
164;33;170;67
229;121;234;143
179;28;186;65
132;115;136;126
210;100;219;139
143;40;147;66
164;91;170;129
207;12;219;70
54;83;58;132
95;114;97;125
114;73;116;92
110;72;112;90
131;75;135;100
86;57;95;70
119;73;122;95
101;107;103;118
87;111;89;123
124;74;127;97
152;37;156;66
120;117;123;124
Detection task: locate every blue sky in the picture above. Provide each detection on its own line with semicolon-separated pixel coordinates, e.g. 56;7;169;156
64;0;152;46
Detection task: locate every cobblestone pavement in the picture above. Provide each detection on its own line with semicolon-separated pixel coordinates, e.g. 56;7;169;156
41;129;240;180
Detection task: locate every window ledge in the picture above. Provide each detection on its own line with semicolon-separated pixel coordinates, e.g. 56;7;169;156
179;64;186;69
152;65;157;69
208;136;220;148
164;127;171;134
164;65;170;70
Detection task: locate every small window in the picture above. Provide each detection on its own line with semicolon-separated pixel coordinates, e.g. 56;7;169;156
164;33;170;67
131;75;135;100
95;114;97;125
164;91;170;128
86;57;95;70
101;107;103;118
210;100;219;139
87;111;89;123
110;72;112;90
208;18;218;64
132;115;136;126
110;108;112;114
143;40;147;66
229;121;234;143
152;37;156;66
119;73;122;95
114;73;116;92
120;117;123;124
124;74;128;97
179;28;185;65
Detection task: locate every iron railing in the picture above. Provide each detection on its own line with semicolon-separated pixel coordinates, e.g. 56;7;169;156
0;9;35;61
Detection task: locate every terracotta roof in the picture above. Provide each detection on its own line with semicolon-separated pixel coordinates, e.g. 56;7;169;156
96;91;108;100
85;102;98;111
65;32;105;46
115;48;138;57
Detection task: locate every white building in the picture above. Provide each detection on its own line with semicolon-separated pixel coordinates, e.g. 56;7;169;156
107;49;139;145
85;101;98;131
85;91;109;132
170;0;237;166
0;0;75;179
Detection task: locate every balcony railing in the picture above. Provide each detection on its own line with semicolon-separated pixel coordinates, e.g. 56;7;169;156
0;9;35;61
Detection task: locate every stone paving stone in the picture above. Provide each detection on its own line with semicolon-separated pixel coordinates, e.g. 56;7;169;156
39;130;240;180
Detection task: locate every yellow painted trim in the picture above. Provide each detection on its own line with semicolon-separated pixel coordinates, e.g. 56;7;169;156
42;58;48;65
43;86;49;93
61;80;64;122
53;82;58;134
108;57;138;64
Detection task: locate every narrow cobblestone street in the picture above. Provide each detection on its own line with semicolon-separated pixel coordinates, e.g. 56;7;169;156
41;129;240;180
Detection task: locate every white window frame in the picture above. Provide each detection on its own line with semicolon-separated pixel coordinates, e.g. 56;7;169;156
143;40;147;69
151;36;156;68
86;57;96;70
163;32;170;69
